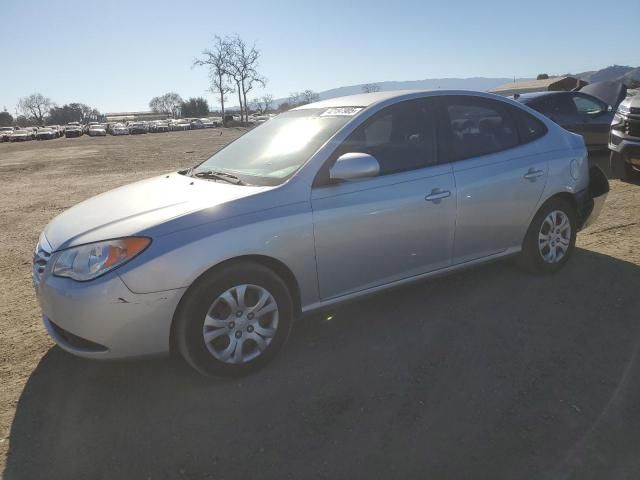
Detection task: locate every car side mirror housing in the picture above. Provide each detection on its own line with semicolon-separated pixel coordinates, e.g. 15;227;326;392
329;152;380;182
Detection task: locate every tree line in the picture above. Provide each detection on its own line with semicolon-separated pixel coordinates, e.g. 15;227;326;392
0;94;102;127
148;93;211;118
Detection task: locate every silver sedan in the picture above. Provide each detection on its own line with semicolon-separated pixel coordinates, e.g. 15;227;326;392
33;90;609;376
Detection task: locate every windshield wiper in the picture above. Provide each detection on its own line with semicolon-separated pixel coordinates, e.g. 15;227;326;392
193;170;245;185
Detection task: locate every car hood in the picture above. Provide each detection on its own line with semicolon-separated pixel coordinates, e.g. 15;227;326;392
579;80;627;108
44;173;273;250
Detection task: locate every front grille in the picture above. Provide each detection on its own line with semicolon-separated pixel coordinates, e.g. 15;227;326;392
630;107;640;115
625;119;640;138
32;241;51;287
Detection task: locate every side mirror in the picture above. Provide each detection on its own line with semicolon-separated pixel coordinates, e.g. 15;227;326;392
329;152;380;182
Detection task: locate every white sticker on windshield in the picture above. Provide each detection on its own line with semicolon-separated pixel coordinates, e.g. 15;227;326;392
321;107;363;116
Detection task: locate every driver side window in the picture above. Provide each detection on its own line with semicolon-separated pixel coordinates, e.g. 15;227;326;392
338;99;438;176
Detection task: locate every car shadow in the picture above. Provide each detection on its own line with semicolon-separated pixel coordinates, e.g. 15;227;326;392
4;249;640;480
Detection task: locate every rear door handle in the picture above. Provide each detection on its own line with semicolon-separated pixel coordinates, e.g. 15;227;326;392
425;189;451;204
523;168;545;181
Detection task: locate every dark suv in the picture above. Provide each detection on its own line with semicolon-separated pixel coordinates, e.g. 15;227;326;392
610;94;640;181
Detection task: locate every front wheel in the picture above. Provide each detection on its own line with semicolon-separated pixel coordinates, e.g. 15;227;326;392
518;198;577;274
174;262;294;377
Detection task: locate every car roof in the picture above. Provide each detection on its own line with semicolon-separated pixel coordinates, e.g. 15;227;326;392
294;89;527;110
513;91;567;103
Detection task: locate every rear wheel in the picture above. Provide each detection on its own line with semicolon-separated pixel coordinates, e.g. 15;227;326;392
518;197;577;274
610;151;635;181
174;262;294;377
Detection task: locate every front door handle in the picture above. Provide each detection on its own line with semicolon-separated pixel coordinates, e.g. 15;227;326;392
425;189;451;204
523;168;545;181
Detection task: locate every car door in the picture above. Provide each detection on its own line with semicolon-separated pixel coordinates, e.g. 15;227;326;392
442;95;549;264
311;98;456;300
569;93;611;148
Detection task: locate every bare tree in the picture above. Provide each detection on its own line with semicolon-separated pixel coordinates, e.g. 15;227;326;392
301;90;320;104
227;35;266;123
193;36;234;125
252;94;274;114
362;83;381;93
289;90;319;107
17;93;53;125
288;92;303;107
149;93;183;117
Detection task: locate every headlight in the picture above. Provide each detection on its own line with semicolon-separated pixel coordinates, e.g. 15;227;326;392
617;103;630;115
52;237;150;281
611;113;625;129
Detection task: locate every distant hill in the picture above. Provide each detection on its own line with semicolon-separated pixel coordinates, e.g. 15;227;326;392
244;65;640;110
571;65;638;85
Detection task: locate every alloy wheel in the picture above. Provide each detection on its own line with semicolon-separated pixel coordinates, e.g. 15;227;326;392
538;210;571;264
202;284;279;364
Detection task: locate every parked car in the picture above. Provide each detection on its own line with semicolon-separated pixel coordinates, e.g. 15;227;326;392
33;90;609;376
10;129;32;142
128;122;148;134
36;127;57;140
609;94;640;181
190;118;215;129
515;91;613;151
64;122;83;138
88;124;107;136
110;123;129;135
49;125;62;138
0;126;15;142
155;121;170;133
170;120;190;131
26;127;38;140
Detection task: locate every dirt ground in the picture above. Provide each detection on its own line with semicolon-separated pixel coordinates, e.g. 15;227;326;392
1;131;639;479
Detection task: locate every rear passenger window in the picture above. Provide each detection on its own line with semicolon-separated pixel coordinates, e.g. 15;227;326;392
445;98;519;161
516;109;548;144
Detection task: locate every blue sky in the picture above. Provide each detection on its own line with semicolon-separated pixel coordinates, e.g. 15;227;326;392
1;0;638;113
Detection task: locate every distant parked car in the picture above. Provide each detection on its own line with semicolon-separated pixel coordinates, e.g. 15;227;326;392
65;123;83;138
251;115;269;125
170;120;190;131
515;91;613;151
190;118;215;129
49;125;62;138
25;127;38;140
36;127;57;140
155;121;169;133
10;129;32;142
0;126;15;142
110;123;129;135
88;124;107;136
128;122;148;134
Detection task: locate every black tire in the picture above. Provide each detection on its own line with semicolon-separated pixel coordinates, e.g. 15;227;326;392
517;197;577;274
610;151;634;181
174;261;294;377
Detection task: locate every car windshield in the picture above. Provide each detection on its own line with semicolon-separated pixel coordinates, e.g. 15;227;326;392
192;108;357;186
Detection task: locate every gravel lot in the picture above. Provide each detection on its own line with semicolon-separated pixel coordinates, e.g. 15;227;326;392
1;131;639;479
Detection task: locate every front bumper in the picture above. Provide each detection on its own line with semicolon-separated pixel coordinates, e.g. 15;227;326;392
575;166;609;230
35;269;186;359
609;129;640;166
